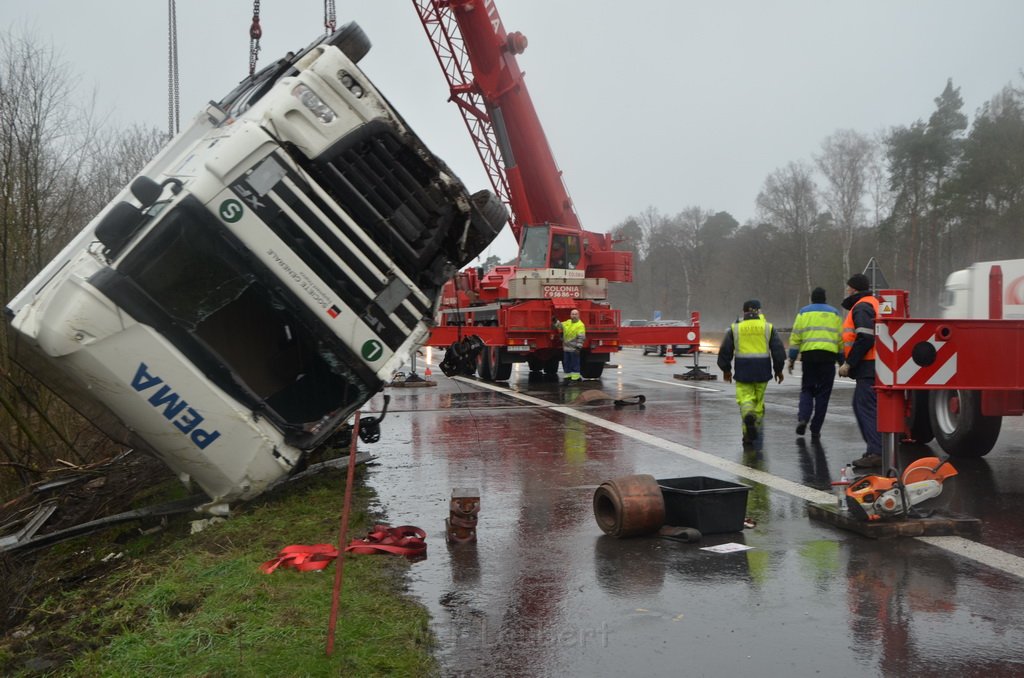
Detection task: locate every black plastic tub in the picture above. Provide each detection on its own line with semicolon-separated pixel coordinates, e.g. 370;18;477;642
657;476;751;534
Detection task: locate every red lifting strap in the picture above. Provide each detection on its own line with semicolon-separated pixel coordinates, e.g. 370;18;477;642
345;524;427;558
260;525;427;573
260;543;338;574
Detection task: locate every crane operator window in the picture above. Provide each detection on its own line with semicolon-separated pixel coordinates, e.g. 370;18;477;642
518;225;550;268
550;233;581;269
550;235;567;268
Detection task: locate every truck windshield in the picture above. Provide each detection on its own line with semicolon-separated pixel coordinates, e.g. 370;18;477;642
108;198;373;441
518;225;550;268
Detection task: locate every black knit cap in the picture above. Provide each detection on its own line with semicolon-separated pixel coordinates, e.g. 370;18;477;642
743;299;761;312
811;287;827;303
846;274;870;292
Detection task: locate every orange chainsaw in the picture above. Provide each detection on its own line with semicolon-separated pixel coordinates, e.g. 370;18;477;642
845;457;958;521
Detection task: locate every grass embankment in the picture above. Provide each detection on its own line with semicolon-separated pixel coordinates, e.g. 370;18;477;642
0;469;437;677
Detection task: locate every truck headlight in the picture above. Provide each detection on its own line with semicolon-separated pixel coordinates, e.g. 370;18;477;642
291;84;336;123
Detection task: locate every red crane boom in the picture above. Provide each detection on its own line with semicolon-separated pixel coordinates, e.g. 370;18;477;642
413;0;580;239
414;0;701;381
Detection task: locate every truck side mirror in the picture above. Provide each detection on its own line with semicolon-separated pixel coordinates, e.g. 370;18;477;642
130;176;163;207
95;202;145;259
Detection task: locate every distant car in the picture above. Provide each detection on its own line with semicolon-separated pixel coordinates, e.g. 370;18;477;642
642;319;696;356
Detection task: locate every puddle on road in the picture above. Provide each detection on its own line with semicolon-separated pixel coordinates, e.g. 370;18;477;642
365;377;1024;675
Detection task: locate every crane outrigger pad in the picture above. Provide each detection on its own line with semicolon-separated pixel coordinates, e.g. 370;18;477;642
675;367;717;381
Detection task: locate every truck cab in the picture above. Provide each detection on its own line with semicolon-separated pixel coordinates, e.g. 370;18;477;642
5;24;504;509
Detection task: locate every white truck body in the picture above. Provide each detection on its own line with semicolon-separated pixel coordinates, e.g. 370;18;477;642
916;258;1024;458
938;259;1024;319
4;25;502;509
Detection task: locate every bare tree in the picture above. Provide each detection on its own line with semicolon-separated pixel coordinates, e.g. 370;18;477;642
816;129;874;283
637;207;679;318
756;162;819;303
0;28;152;492
81;123;167;215
866;132;894;232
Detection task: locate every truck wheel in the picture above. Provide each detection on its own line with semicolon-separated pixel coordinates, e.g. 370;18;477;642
331;23;372;63
462;190;507;261
544;357;560;376
471;190;508;236
928;389;1001;458
490;347;512;381
580;361;605;379
906;391;934;444
477;347;493;381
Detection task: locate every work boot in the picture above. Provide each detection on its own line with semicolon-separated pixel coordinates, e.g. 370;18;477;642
852;454;882;468
796;420;808;436
742;413;757;443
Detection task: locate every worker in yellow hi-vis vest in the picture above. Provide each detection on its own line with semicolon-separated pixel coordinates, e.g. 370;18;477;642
717;299;786;444
553;308;586;381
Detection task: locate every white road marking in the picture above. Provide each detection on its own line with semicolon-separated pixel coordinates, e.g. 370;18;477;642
642;377;720;392
455;376;1024;581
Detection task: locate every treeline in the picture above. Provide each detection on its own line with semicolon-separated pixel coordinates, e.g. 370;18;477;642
0;33;165;495
607;79;1024;331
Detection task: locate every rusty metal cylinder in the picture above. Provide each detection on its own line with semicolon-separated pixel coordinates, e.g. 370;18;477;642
593;474;665;538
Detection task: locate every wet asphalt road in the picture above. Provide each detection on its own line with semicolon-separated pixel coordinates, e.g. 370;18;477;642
361;350;1024;677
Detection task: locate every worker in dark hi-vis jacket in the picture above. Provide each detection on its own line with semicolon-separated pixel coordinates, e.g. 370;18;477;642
838;273;883;468
717;300;786;444
788;286;843;439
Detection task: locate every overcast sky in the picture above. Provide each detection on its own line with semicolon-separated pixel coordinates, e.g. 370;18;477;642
2;1;1022;263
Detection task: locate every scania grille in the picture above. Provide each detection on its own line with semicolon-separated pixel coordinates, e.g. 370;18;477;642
230;158;431;352
299;121;458;276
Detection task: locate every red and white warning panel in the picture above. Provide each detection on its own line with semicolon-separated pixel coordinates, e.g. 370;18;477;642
876;318;1024;390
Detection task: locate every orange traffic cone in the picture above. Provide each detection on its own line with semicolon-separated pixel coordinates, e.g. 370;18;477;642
664;347;676;364
425;365;433;377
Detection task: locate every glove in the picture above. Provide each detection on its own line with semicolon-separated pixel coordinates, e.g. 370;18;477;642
775;371;784;384
722;370;732;383
787;359;794;375
838;363;851;378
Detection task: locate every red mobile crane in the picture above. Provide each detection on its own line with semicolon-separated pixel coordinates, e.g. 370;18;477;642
413;0;699;380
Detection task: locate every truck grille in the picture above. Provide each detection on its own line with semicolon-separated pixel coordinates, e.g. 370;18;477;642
231;153;433;352
298;120;458;286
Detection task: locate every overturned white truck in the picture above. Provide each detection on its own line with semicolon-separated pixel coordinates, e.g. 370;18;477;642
4;24;504;510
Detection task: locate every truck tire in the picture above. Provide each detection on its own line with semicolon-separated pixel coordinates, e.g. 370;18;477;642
489;346;512;381
928;389;1001;458
544;357;560;376
580;361;605;379
466;190;507;254
477;348;493;381
331;23;372;64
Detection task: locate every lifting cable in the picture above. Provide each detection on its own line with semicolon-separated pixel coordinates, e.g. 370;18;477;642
248;0;262;77
249;2;335;77
324;0;336;33
167;0;180;136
